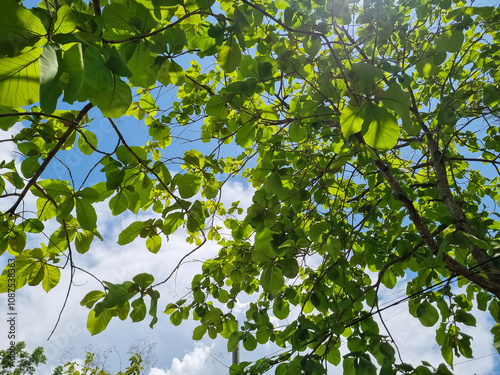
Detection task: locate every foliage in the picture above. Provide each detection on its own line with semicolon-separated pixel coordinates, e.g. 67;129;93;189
1;0;500;374
0;341;59;375
62;353;143;375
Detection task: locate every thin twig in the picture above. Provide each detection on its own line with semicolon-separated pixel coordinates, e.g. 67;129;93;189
6;103;93;217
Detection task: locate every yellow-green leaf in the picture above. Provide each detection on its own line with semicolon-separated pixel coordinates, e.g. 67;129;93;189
341;105;364;139
87;308;112;335
217;37;241;73
362;103;400;151
0;48;41;107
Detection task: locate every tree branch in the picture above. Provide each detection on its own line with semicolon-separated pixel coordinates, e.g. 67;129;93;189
101;11;212;44
106;119;208;288
5;103;93;217
409;89;500;285
353;133;500;298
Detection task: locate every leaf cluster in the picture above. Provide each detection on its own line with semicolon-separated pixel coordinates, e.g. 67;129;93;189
1;0;500;374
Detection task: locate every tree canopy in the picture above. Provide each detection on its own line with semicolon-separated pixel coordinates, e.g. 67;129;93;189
0;341;145;375
0;341;56;375
1;0;500;373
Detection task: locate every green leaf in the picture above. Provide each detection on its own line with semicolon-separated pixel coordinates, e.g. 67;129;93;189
170;310;182;326
416;56;438;78
235;122;255;147
0;0;45;57
0;106;18;131
303;35;322;57
279;257;299;279
125;41;158;87
54;5;79;34
417;301;439;327
78;129;98;155
327;348;341;366
257;61;273;80
193;325;207;340
289;121;308;142
341;105;365;139
20;219;44;233
87;308;112;335
75;197;97;231
176;172;202;198
100;281;137;309
261;264;284;295
273;297;290;319
0;47;41;107
436;363;454;375
350;63;384;94
217;37;241;73
91;76;132;118
102;2;158;38
228;331;243;352
105;45;133;77
42;265;60;292
265;172;283;194
163;27;187;55
62;43;84;104
83;45;114;91
163;212;184;235
21;156;40;179
146;234;162;253
243;333;258;351
436;28;464;53
356;356;377;375
461;231;489;250
80;290;106;308
130;298;147;322
133;273;155;290
380;82;415;135
343;357;356;375
118;221;149;245
492;324;500;353
39;44;63;114
56;195;74;222
362;103;400;151
206;95;226;116
381;268;397;289
109;190;129;215
75;230;94;254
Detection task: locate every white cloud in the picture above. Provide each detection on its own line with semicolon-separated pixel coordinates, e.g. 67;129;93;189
149;344;218;375
149;369;168;375
369;282;500;375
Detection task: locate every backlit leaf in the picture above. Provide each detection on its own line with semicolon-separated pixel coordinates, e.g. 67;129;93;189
217;37;241;73
0;47;41;107
261;264;284;295
91;76;132;118
146;234;162;253
118;221;149;245
176;172;202;198
39;43;62;114
87;308;112;336
75;197;97;231
341;105;364;139
83;45;114;91
363;103;400;151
